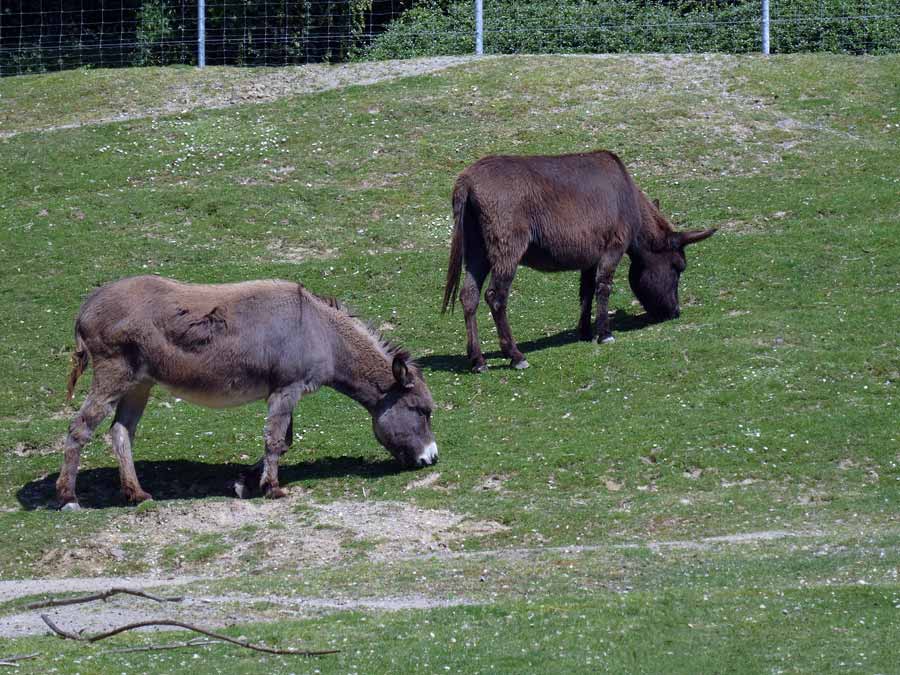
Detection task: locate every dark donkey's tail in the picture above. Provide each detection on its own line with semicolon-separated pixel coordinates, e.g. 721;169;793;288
66;331;89;401
442;179;469;314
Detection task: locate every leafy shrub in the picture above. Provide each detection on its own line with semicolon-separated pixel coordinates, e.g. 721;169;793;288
135;0;176;66
359;0;900;58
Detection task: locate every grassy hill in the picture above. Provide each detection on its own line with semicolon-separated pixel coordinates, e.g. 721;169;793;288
0;54;898;673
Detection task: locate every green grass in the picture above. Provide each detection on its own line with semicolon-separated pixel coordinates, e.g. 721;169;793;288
1;54;898;672
1;539;898;673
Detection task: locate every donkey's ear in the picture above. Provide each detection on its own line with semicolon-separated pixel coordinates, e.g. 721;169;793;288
652;198;661;209
675;228;716;247
392;355;415;389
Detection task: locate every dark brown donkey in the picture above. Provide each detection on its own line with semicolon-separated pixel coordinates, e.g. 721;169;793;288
442;150;716;371
57;276;437;510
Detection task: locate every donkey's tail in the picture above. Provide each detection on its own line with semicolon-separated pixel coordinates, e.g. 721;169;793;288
442;179;469;314
66;331;89;401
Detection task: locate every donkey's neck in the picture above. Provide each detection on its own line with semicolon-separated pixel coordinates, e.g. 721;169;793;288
325;316;394;412
628;192;673;258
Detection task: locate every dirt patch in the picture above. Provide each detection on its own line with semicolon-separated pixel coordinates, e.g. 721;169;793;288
404;472;442;491
264;238;338;263
411;528;825;563
316;500;506;562
566;54;818;178
8;437;64;458
647;529;819;551
473;474;510;492
0;577;201;603
0;590;476;638
37;495;507;577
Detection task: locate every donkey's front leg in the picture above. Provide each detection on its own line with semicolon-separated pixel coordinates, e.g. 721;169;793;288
578;266;598;341
593;252;624;344
246;386;303;499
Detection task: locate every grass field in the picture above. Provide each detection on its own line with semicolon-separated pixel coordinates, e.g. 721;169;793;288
0;54;898;673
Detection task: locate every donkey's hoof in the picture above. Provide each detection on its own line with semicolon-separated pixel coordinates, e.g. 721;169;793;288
234;480;250;499
60;501;81;512
512;359;530;370
264;486;287;500
597;334;615;345
472;362;489;374
125;489;153;504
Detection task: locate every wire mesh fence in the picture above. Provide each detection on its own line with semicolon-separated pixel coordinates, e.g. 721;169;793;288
2;1;898;77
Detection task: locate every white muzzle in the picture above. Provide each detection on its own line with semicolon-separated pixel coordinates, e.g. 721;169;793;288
417;441;438;467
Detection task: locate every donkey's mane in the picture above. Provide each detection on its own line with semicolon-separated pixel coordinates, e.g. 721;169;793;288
302;285;413;365
637;192;676;250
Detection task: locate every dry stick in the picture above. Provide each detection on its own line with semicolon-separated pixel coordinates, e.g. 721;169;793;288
39;615;81;641
27;588;183;610
40;615;339;657
0;653;40;667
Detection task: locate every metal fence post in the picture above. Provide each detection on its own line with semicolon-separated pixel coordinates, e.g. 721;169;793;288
475;0;484;55
198;0;206;67
761;0;770;54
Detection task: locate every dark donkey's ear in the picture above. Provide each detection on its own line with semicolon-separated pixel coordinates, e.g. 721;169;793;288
392;355;415;389
652;198;661;209
675;228;717;248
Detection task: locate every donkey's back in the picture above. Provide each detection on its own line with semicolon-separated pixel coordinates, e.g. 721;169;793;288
71;276;322;407
455;151;642;263
76;275;301;341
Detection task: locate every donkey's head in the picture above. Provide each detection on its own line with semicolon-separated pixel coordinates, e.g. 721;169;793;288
629;199;716;321
372;354;437;469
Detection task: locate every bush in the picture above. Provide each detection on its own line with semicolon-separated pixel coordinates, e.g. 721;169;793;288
357;3;475;59
135;0;176;66
359;0;900;58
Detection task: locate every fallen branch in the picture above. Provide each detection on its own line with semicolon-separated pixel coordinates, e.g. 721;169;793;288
27;588;183;610
0;653;40;668
40;614;81;641
41;615;338;656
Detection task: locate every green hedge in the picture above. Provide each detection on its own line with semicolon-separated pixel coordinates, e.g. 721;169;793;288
358;0;900;58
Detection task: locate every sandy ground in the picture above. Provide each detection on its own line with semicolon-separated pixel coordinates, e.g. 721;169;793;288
0;528;820;638
0;590;475;639
33;495;508;578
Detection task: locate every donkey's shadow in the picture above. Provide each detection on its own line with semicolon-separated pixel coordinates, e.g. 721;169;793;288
16;456;401;510
420;310;656;373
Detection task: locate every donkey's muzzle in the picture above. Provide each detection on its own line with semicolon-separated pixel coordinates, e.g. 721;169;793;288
415;441;439;468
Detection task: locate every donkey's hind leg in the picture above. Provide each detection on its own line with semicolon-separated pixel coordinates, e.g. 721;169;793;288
56;360;134;510
485;268;528;369
460;242;491;372
110;382;153;504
